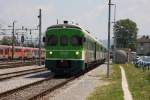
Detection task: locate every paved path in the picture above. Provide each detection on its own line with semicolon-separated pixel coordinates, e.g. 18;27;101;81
120;66;133;100
49;64;108;100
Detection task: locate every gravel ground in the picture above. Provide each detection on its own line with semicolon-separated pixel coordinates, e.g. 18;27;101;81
0;70;51;93
0;78;66;100
47;64;108;100
0;65;44;75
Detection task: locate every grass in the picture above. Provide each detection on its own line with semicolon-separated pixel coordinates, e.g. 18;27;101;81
87;64;124;100
123;64;150;100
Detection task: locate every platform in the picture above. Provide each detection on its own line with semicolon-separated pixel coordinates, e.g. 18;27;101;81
49;64;108;100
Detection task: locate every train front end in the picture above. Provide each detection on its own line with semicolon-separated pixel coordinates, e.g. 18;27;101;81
45;24;85;75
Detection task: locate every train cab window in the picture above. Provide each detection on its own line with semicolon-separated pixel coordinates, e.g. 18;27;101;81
71;35;83;46
48;35;58;46
60;35;68;46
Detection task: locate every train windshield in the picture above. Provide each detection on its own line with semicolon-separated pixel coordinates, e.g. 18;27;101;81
60;35;68;46
48;35;58;46
71;35;83;46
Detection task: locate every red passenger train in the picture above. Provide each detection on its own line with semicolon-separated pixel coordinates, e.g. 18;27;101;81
0;45;45;61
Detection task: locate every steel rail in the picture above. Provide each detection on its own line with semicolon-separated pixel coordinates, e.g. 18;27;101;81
0;61;37;69
0;67;46;81
29;63;101;100
0;74;54;99
0;63;102;100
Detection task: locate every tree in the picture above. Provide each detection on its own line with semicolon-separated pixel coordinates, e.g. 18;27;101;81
114;19;138;51
0;36;17;45
0;36;12;45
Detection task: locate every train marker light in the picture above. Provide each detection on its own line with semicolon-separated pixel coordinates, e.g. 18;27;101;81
76;51;79;55
49;51;53;55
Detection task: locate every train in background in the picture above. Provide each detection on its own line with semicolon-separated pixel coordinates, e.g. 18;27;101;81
0;45;45;61
44;22;107;75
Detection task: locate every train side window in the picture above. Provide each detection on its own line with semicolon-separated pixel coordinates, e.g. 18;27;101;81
60;35;68;46
15;48;20;52
48;35;58;46
71;35;83;46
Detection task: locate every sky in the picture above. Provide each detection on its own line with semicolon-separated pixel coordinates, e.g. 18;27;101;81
0;0;150;40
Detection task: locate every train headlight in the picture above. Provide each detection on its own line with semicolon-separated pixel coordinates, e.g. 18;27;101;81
49;51;53;55
76;51;79;55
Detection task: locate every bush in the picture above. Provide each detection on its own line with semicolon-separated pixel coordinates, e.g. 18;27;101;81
146;52;150;56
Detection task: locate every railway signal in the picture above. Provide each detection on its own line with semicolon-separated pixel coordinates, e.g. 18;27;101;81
21;35;24;43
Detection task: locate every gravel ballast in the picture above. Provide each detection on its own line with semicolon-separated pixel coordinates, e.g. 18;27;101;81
0;71;51;93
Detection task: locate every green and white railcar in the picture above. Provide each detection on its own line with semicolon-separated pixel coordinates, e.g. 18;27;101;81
44;23;106;75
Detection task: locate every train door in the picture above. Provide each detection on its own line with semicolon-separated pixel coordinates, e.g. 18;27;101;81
94;42;96;61
0;48;3;60
31;48;35;60
21;48;25;60
8;47;11;60
3;48;6;60
5;48;9;60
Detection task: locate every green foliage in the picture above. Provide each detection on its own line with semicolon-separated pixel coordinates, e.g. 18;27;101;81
0;36;17;45
123;64;150;100
114;19;138;51
146;52;150;56
0;36;12;45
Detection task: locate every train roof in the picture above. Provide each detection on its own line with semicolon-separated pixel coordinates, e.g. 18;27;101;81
47;24;103;46
47;24;82;30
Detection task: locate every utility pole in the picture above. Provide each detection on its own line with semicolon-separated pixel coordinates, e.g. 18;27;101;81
12;21;16;60
112;4;116;63
1;25;38;48
38;9;42;66
107;0;111;78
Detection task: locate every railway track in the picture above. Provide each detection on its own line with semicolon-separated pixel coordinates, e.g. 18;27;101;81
0;61;37;69
0;67;47;81
0;61;28;65
0;74;54;100
0;71;83;100
0;64;101;100
0;77;77;100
